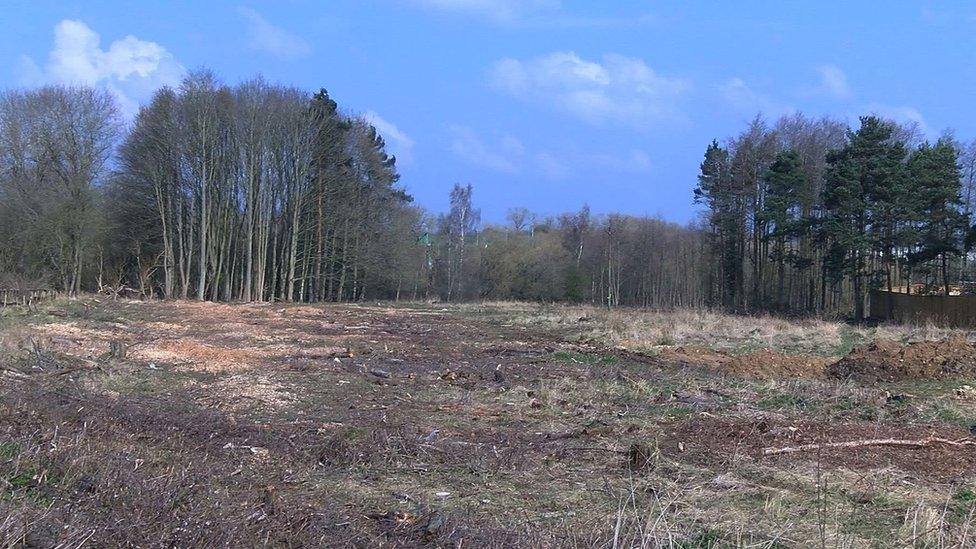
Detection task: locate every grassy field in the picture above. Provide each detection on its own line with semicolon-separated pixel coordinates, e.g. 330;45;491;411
2;298;976;547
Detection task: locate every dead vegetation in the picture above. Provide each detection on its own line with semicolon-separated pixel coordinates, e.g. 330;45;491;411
2;298;976;547
474;301;970;354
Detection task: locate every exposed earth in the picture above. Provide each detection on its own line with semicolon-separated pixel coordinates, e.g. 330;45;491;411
2;299;976;547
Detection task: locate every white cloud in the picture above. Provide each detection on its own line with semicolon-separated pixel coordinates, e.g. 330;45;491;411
721;77;763;109
411;0;559;22
239;7;310;58
627;150;653;173
18;19;185;117
489;51;689;128
363;110;415;164
448;126;652;180
534;152;570;180
816;64;851;99
449;125;524;173
865;103;932;138
720;77;794;118
591;150;653;174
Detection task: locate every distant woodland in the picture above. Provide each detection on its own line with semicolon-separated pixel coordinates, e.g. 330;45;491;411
2;72;976;319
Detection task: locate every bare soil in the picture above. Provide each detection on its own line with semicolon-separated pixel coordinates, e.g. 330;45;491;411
2;299;976;547
828;336;976;382
656;346;830;378
665;416;976;481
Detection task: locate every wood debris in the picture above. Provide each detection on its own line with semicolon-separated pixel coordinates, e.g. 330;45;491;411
763;436;976;456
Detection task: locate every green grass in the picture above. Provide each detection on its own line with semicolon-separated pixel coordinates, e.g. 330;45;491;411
676;528;730;548
833;325;864;356
0;442;19;460
2;466;56;504
7;470;34;490
0;306;32;330
933;402;968;425
955;487;976;504
756;392;807;411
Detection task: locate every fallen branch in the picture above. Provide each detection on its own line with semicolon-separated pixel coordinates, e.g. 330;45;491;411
2;364;100;380
763;436;976;456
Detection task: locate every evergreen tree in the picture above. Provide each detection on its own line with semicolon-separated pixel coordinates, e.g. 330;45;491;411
694;140;743;309
761;150;804;310
822;116;907;320
906;138;967;294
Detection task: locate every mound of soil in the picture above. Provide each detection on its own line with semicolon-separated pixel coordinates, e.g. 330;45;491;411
827;336;976;382
726;349;829;379
656;346;827;379
656;346;731;370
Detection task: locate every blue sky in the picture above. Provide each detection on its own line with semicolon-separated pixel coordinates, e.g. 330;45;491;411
2;1;975;224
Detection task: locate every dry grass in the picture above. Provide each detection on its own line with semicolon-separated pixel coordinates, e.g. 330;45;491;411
2;298;976;547
465;301;976;358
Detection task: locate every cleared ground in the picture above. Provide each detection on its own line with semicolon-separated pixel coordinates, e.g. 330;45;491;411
2;299;976;547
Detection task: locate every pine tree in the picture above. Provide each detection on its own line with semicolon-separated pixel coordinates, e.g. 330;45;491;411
761;150;804;310
822;116;907;320
907;138;967;294
694;140;743;309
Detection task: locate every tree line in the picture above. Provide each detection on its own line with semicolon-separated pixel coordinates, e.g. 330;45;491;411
1;73;423;303
0;73;708;310
2;73;974;319
433;198;709;308
695;114;976;320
